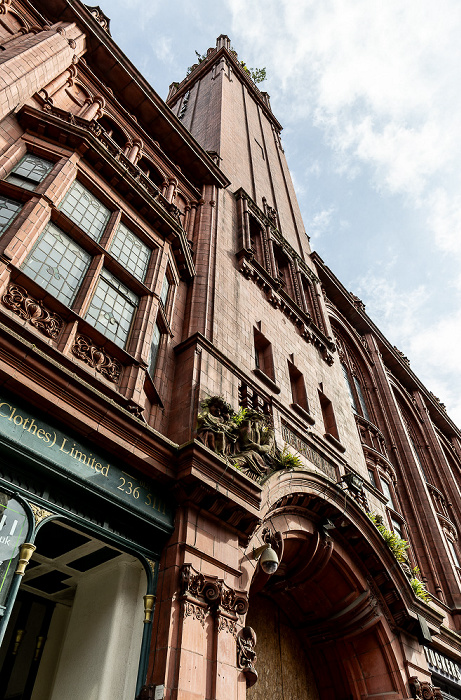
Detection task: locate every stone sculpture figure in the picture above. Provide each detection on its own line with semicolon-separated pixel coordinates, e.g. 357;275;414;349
233;410;275;478
196;397;237;455
237;626;258;688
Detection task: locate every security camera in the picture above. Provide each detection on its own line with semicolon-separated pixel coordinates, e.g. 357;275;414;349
252;543;279;575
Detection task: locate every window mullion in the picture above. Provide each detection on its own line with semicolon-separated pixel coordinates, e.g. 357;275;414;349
72;254;105;316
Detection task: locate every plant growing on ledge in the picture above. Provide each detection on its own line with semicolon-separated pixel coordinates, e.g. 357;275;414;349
367;512;409;564
274;444;303;471
410;567;431;603
239;62;267;84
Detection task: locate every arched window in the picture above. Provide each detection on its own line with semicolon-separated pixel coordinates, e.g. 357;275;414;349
335;331;371;421
137;156;164;189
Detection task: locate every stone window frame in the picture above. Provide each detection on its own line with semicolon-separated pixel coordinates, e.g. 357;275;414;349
335;330;372;423
0;195;23;236
5;153;54;191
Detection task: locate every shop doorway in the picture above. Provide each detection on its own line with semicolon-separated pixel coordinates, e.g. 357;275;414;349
0;520;146;700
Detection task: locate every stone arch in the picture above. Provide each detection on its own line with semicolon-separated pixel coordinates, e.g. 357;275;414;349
240;472;420;699
98;114;129;150
137;155;165;189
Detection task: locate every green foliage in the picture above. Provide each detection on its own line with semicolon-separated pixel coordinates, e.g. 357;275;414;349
231;407;248;426
240;61;267;84
367;512;409;564
275;444;303;470
410;568;431;603
186;50;208;76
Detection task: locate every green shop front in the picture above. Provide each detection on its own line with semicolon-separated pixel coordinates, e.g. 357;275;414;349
0;390;174;700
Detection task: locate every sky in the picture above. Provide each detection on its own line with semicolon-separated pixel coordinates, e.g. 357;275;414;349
103;0;461;427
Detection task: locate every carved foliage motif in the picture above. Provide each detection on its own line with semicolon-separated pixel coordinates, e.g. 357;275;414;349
409;677;443;700
181;563;249;619
71;334;122;383
2;284;63;339
237;626;258;688
30;503;54;526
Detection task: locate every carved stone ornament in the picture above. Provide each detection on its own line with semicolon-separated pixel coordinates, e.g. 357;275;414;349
409;677;443;700
350;292;366;311
85;5;111;34
237;626;258;688
196;397;276;481
71;334;122;383
2;284;63;339
30;503;54;526
183;601;207;627
180;564;249;620
394;345;410;366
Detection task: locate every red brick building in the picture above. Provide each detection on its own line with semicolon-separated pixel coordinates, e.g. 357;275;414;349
0;2;460;699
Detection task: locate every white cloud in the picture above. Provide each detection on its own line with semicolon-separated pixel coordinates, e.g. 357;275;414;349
227;0;461;426
306;208;335;240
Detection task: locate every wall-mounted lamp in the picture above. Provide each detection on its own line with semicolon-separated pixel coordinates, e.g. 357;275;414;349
252;543;279;575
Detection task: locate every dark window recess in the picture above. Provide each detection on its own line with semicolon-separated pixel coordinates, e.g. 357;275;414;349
288;361;309;412
148;321;162;378
319;391;339;440
273;246;294;298
34;522;90;559
249;216;264;265
254;328;275;381
26;571;71;594
67;546;121;572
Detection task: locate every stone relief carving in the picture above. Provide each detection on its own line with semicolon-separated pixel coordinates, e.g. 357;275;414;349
181;563;248;618
71;334;122;383
2;284;63;339
237;626;258;688
409;677;443;699
197;397;276;481
85;5;111;34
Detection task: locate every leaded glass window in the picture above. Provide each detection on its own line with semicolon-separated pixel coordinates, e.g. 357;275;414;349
109;222;150;281
160;275;169;307
6;154;53;191
85;269;138;348
21;223;91;306
148;322;161;377
380;478;395;509
0;197;21;235
341;363;357;412
59;180;110;241
354;375;370;420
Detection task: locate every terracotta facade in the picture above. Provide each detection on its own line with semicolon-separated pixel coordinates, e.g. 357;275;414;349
0;2;460;699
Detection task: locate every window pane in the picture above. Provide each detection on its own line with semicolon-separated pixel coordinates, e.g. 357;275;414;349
148;322;161;377
85;269;138;348
354;375;370;420
109;222;150;281
21;223;91;306
6;154;53;191
59;180;110;241
391;518;403;539
341;363;357;412
160;276;169;307
410;436;427;480
380;478;395;509
368;469;377;488
447;538;460;568
0;196;22;235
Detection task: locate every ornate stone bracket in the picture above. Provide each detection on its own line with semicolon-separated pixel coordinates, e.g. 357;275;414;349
237;626;258;688
180;564;248;629
409;677;442;699
2;284;64;339
71;334;122;383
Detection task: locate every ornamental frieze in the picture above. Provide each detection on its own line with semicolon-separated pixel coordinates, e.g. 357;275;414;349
2;284;63;339
71;334;122;383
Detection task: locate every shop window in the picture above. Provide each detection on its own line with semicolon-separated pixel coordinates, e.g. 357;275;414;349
21;222;91;306
319;391;339;440
254;328;275;381
85;270;138;348
59;180;110;242
6;154;53;191
109;221;150;282
288;360;309;413
0;196;22;235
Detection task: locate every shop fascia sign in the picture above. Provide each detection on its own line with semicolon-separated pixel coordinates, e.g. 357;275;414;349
0;392;173;529
425;646;461;685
